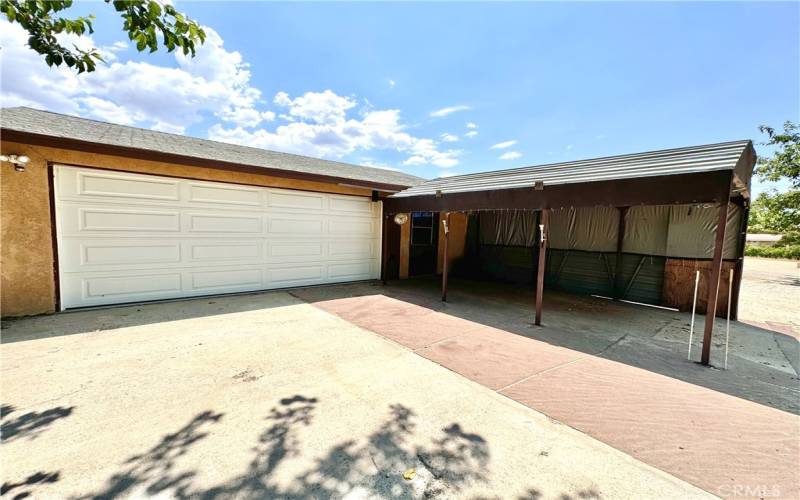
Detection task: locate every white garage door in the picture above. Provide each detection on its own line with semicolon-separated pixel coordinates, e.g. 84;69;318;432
54;165;382;309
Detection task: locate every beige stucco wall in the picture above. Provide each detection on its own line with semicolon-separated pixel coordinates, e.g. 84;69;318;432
0;140;374;317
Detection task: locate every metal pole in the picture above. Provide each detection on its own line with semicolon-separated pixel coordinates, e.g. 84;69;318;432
724;268;734;369
688;270;700;361
535;209;549;326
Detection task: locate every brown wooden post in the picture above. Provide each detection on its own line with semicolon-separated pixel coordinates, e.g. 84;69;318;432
441;212;450;302
701;201;730;365
381;213;390;285
535;209;549;326
613;206;629;300
730;202;749;320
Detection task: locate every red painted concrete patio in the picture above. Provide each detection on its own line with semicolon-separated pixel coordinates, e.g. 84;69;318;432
293;279;800;499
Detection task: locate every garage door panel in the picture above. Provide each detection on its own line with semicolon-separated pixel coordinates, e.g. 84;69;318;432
187;183;263;207
329;261;375;280
329;240;374;259
59;240;182;271
55;165;381;309
58;168;181;203
330;218;374;236
189;268;264;292
268;190;326;211
268;217;326;235
268;265;325;285
60;206;182;233
188;241;262;263
329;195;373;215
80;273;183;301
268;241;325;262
187;212;263;233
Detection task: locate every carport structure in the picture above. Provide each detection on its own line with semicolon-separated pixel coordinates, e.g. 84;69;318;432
382;140;756;366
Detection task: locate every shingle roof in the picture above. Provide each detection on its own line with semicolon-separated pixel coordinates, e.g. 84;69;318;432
392;140;753;198
0;107;424;189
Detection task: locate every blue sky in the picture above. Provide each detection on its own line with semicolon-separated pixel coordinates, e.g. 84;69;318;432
1;2;797;195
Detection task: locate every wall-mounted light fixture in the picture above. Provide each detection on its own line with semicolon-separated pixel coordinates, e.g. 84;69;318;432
0;154;30;172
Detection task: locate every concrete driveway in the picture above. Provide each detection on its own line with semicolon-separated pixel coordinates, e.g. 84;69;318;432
1;292;706;499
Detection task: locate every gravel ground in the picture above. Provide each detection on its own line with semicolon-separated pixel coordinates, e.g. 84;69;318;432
737;257;800;336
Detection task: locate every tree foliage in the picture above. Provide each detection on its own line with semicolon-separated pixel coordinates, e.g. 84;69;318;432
749;190;799;234
748;121;799;236
756;121;799;188
0;0;205;73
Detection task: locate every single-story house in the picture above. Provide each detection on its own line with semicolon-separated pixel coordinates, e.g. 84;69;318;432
0;107;422;316
1;107;755;365
745;233;783;247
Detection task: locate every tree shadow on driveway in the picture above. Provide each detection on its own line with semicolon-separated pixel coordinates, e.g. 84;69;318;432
74;395;499;499
1;471;61;499
1;404;74;443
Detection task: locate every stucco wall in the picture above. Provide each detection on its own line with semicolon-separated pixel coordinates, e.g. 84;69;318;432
0;141;374;317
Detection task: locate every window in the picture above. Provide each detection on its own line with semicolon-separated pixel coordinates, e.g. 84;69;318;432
411;212;434;245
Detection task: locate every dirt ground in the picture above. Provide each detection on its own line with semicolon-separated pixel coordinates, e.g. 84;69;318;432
0;292;707;499
738;257;800;337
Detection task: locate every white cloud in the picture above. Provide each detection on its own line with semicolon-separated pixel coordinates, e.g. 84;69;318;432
400;138;460;168
0;19;458;169
499;151;522;160
466;122;478;129
0;21;272;133
98;40;128;62
359;157;400;171
388;79;396;88
490;140;517;149
465;130;479;138
430;105;470;118
440;133;459;143
566;144;574;150
211;90;460;167
273;89;355;125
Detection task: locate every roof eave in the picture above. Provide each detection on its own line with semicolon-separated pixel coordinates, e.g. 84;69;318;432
0;128;414;193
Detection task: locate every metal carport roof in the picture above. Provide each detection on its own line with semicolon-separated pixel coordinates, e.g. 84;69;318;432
391;140;753;198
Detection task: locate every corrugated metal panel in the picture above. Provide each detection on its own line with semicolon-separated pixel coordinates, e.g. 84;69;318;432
392;140;750;198
477;245;535;285
545;250;615;297
618;254;665;305
544;250;664;305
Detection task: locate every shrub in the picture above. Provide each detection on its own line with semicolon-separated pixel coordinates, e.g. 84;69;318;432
777;231;800;246
745;244;800;260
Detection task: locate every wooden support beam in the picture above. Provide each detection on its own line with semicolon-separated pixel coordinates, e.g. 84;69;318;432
535;209;549;326
381;213;389;285
730;203;750;320
701;201;730;365
441;212;450;302
613;207;629;299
